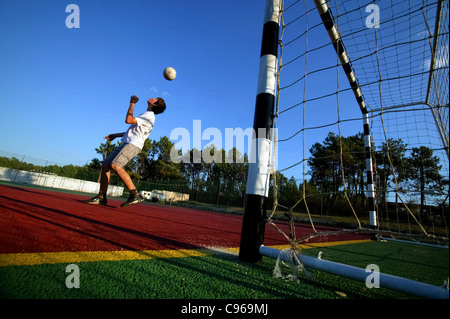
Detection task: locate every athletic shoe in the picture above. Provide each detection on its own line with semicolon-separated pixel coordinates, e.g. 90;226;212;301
84;195;107;206
121;193;144;207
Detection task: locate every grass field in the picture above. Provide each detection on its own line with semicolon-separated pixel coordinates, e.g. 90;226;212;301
1;240;448;299
0;181;449;315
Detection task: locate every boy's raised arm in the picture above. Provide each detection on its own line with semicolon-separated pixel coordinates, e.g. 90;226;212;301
125;95;139;125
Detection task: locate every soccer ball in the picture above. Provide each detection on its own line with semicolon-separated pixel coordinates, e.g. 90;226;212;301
163;67;176;81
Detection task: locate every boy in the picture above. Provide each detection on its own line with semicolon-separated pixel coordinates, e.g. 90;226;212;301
85;95;166;207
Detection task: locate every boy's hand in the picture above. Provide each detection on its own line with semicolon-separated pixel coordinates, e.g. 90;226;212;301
130;95;139;104
104;132;125;141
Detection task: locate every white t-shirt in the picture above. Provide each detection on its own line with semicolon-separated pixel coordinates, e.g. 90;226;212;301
121;111;155;149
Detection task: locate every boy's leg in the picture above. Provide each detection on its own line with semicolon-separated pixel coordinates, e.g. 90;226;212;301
100;162;112;194
108;143;144;207
112;163;144;207
84;162;111;205
111;163;135;191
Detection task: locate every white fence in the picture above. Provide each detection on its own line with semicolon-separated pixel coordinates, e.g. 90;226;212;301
0;167;124;197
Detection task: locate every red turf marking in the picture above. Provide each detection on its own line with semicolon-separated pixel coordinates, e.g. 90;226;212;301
0;185;368;254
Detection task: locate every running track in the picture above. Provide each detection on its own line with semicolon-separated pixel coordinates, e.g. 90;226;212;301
0;184;367;255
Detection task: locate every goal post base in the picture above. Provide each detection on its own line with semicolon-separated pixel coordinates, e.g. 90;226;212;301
239;194;267;263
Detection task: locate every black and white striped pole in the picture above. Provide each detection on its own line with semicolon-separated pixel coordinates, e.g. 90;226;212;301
239;0;281;263
313;0;377;228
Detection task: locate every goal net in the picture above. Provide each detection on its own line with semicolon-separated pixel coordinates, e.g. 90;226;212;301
252;0;449;297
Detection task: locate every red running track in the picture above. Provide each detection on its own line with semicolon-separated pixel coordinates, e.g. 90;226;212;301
0;185;367;254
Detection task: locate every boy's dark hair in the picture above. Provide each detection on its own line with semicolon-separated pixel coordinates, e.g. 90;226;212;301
153;97;166;115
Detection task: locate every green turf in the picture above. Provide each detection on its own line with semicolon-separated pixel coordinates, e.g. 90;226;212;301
1;241;448;299
301;240;449;288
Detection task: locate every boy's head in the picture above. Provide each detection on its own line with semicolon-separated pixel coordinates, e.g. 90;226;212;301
148;97;166;115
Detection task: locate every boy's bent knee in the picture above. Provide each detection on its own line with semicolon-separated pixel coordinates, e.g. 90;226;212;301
111;163;123;171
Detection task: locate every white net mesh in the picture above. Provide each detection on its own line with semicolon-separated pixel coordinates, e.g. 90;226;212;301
268;0;449;252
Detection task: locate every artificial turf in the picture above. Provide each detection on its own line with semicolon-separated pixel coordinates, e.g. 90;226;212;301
0;181;448;316
1;241;447;299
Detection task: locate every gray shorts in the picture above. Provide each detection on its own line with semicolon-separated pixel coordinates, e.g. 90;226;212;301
103;143;141;168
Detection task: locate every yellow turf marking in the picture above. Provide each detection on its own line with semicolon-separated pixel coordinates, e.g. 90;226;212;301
0;249;210;266
0;239;371;266
267;239;372;251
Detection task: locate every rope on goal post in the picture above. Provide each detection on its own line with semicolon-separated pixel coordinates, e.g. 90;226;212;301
270;0;445;250
239;0;282;263
267;0;378;258
365;0;449;242
267;0;317;257
314;0;377;229
370;2;431;238
260;0;449;298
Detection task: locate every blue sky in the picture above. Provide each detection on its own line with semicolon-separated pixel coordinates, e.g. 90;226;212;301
0;0;265;166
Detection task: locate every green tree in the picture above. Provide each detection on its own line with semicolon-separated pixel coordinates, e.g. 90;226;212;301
344;133;366;199
374;138;408;205
213;147;248;206
308;132;343;212
145;136;182;181
407;146;444;221
281;176;301;208
95;140;118;160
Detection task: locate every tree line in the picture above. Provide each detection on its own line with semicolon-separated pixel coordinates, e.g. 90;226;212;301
89;132;447;216
2;132;447;218
89;136;249;206
290;132;447;222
